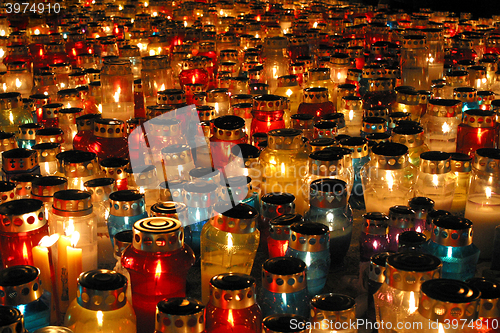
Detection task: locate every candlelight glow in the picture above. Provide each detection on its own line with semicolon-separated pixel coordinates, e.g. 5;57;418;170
113;87;121;102
0;48;5;58
286;89;293;97
39;234;60;247
272;67;278;79
184;21;188;27
313;22;318;28
34;28;40;35
408;291;418;314
60;82;66;88
438;323;445;333
192;75;196;85
0;30;5;36
155;260;162;279
386;170;394;191
149;49;155;56
214;102;219;114
66;219;75;237
71;231;80;247
227;233;234;249
228;309;234;326
160;83;165;91
96;310;103;327
15;78;22;89
280;162;286;175
22;243;29;260
432;174;439;187
98;104;102;113
283;29;288;35
442;122;451;134
486;187;492;199
8;112;13;124
139;186;145;194
144;1;148;6
348;109;354;121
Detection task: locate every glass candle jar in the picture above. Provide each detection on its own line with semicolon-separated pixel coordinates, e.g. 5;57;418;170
454;87;479;112
250;95;286;137
391;123;429;167
51;190;97;272
387;206;416;253
100;157;129;191
464;148;500;259
421;99;462;153
10;173;39;199
310;293;357;333
260;256;309;318
361;142;417;214
290;114;314;141
262;314;307;333
0;265;50;332
297;87;334;121
259;129;309;215
414;152;457;211
17;123;40;150
36;128;65;150
268;214;302;259
359;212;390;262
457;109;499;158
141;56;172;107
4;61;33;98
401;35;428;90
450;153;472;216
362;78;396;110
262;37;290;93
410;279;479;333
339;136;370;209
286;222;330;296
366;252;391;324
161;144;196;183
408;197;435;234
31;175;67;219
59;150;102;190
467;278;500;333
0;306;26;333
205;273;262;333
424;215;479;281
305;179;353;266
260;193;295;248
373;253;442;333
122;217;195;333
313;121;337;140
1;148;40;182
179;57;210;91
100;59;134;121
32;143;60;177
340;96;363;137
112;230;132;305
0;92;33;133
87;118;129;160
397;231;428;253
210;115;248;170
393;90;421;122
275;75;302;121
155;298;205;333
107;190;148;247
58;108;81;151
64;269;136;333
0;199;48;269
200;202;260;304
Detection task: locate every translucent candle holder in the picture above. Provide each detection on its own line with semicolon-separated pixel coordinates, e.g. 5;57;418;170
449;153;472;216
387;205;416;253
340;96;363;137
391;122;429;167
100;59;134;121
155;298;205;333
457;109;499;158
268;214;302;259
359;212;390;262
310;293;357;333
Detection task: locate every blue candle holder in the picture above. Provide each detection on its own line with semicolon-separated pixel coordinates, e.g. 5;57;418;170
339;136;370;210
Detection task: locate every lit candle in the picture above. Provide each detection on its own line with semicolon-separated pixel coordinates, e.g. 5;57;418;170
57;234;71;314
66;231;82;303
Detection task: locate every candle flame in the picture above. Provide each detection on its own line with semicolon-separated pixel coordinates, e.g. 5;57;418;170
348;109;354;121
144;1;148;7
255;33;259;39
160;83;165;91
8;112;13;124
214;102;219;113
227;233;233;249
155;260;162;279
0;48;4;58
227;309;234;326
286;89;293;97
438;323;445;333
113;87;121;103
184;21;188;27
0;30;5;37
280;162;286;175
219;9;223;16
39;234;60;247
22;243;29;260
283;29;288;35
442;122;451;134
71;231;80;247
486;187;492;199
408;291;418;314
386;170;394;191
149;49;155;56
65;219;75;237
96;310;103;327
432;174;439;187
15;78;22;89
272;66;278;79
60;83;66;88
139;186;145;194
34;28;40;35
313;22;318;28
192;75;196;85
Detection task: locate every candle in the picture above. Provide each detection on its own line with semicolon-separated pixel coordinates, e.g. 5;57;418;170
57;234;71;315
32;233;60;324
66;231;82;303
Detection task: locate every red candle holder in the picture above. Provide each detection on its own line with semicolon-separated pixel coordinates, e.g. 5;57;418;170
179;57;210;90
268;214;302;258
298;87;334;121
250;95;286;138
73;113;102;152
210;115;248;170
121;217;195;333
87;118;129;160
457;109;499;158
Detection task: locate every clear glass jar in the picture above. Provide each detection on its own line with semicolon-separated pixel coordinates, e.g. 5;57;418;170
155;298;205;333
32;143;60;177
363;78;396;110
259;257;309;318
51;190;97;272
179;57;210;91
0;265;50;332
58;108;81;151
58;150;102;190
450;153;472;216
373;253;442;333
262;314;307;333
454;87;479;112
305;68;336;102
0;92;33;133
64;270;136;333
262;37;290;93
200;203;259;304
391;122;429;167
408;279;479;333
4;61;33;98
141;55;172;107
400;35;428;90
408;197;435;234
467;278;500;333
305;179;353;266
297;87;334;122
421;99;462;153
100;59;134;121
0;306;26;333
361;142;417;214
424;215;479;281
205;273;262;333
340;96;363;137
359;212;390;262
122;217;195;333
268;214;301;259
119;45;141;79
310;293;358;333
387;206;416;253
1;148;40;182
414;151;457;211
464;148;500;259
259;129;309;215
286;222;330;296
50;63;72;90
422;28;445;84
274;75;302;122
291;114;314;141
17;123;41;150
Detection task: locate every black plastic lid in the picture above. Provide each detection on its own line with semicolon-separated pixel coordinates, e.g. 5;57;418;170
409;197;435;211
189;167;219;179
212;115;245;130
427;210;452;225
54;190;90;201
214;203;258;219
0;306;23;328
310;178;347;193
339;136;367;147
184;181;218;194
371;142;408;156
420;151;451;162
398;231;427;247
309;149;344;161
231;144;260;159
264;257;306;275
392;124;423;135
76;113;102;121
159;180;185;190
467;278;500;300
476;148;500;160
2;148;35;159
363;116;386;124
263;315;307;332
10;174;40;183
19;123;42;130
84;178;115;188
421;279;480;303
387;253;441;272
322;113;344;121
0;199;43;216
100;157;129;168
0;181;15;192
261;193;295;205
109;190;143;202
324;146;352;156
290;222;329;236
389;205;415;216
32;176;67;187
157;298;205;316
314;121;337;129
271;214;303;226
434;215;472;230
450;152;472;162
311;293;355;312
371;252;393;267
308;138;337;147
291;113;314;120
268;128;302;137
0;265;38;287
36;128;64;136
32;143;60;151
114;230;133;244
57;150;96;163
210;273;255;291
0;132;15;140
78;269;127;291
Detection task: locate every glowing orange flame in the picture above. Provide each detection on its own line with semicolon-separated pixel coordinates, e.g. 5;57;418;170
192;75;196;85
71;231;80;247
155;260;162;279
22;243;29;260
38;234;60;247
